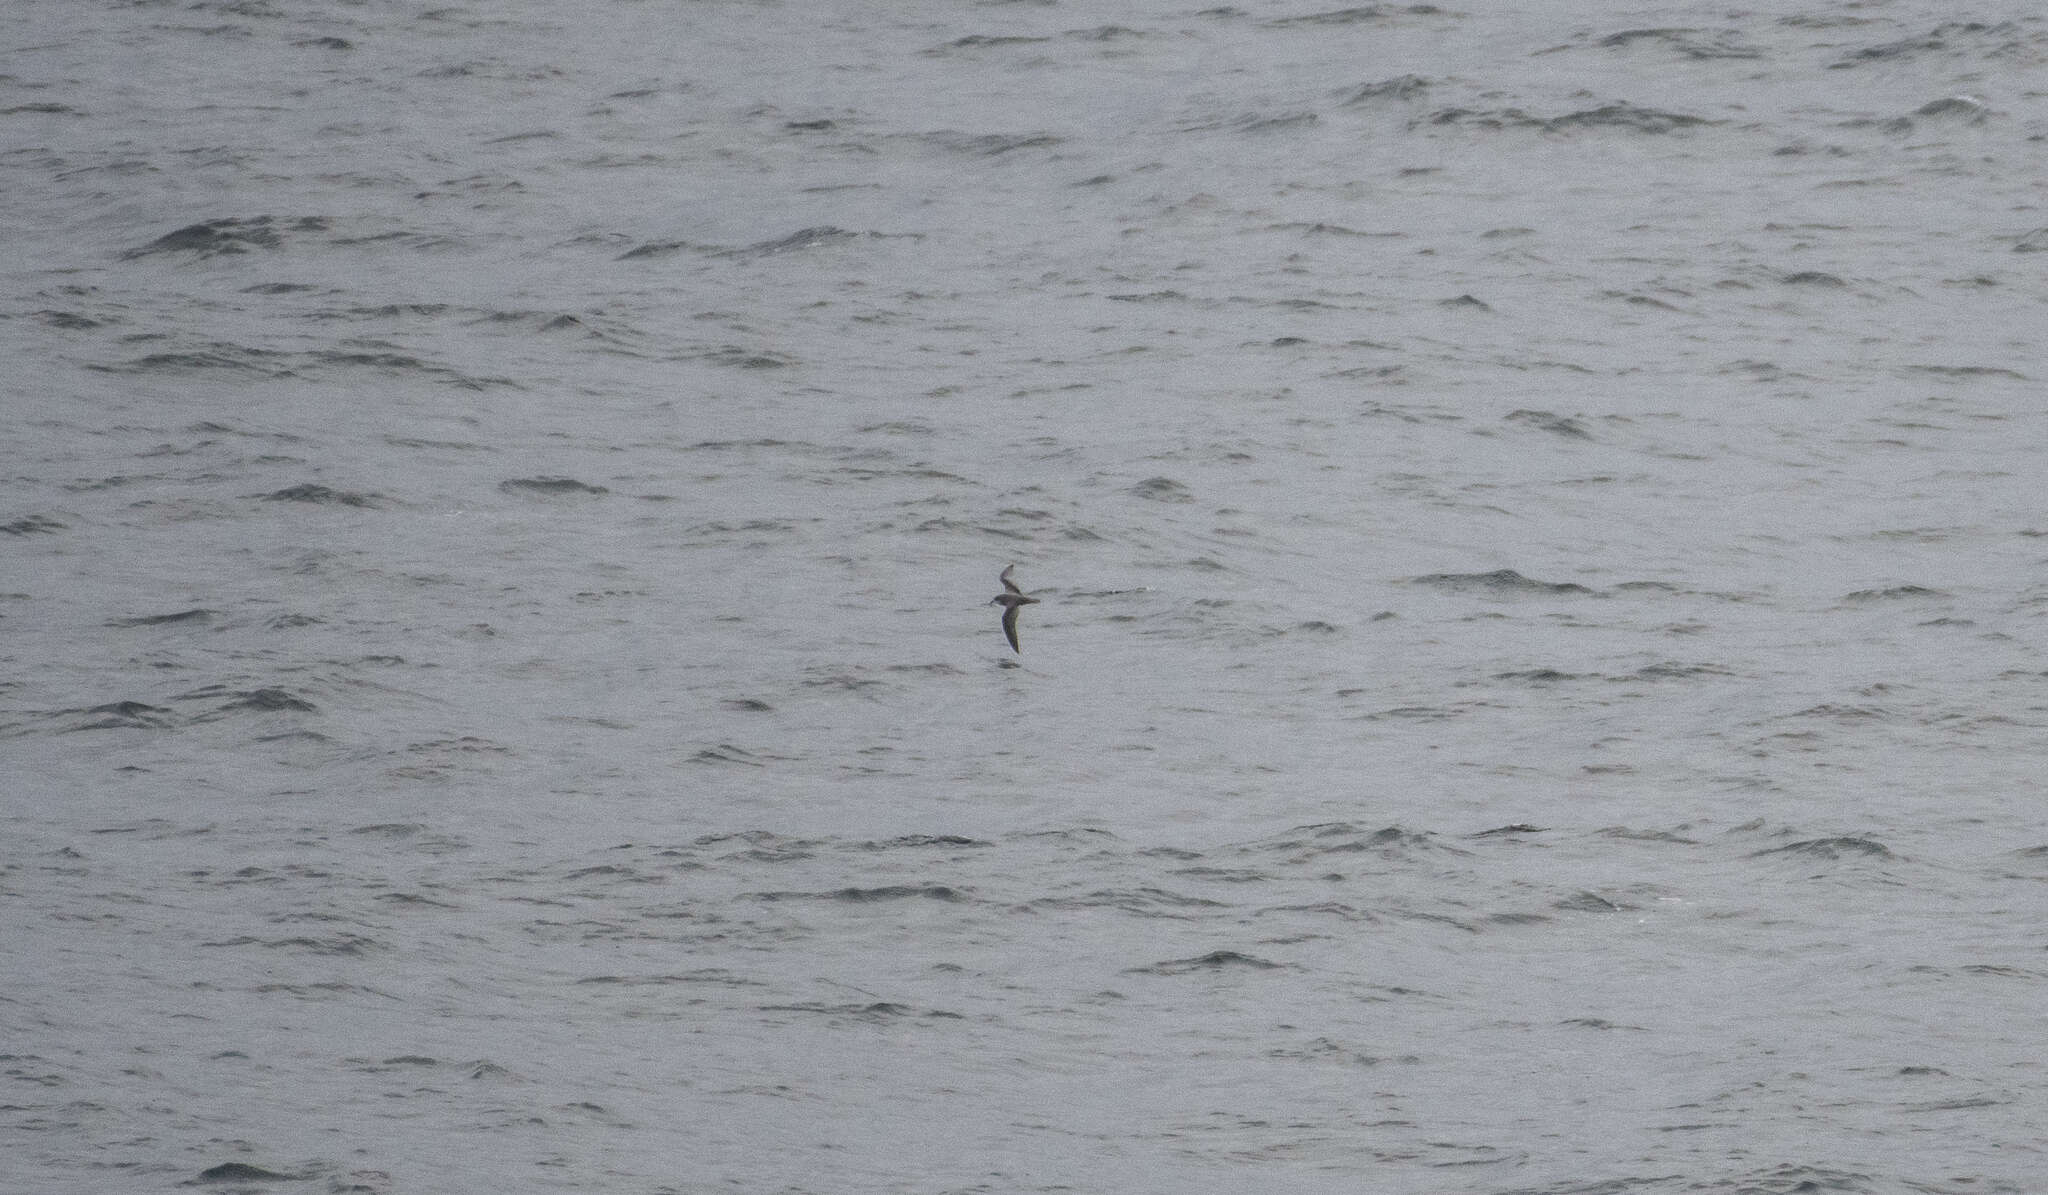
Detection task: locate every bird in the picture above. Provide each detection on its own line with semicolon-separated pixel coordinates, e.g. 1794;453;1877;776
989;564;1040;653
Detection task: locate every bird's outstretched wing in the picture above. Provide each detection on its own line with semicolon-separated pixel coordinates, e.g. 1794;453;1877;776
999;564;1022;595
1001;603;1023;653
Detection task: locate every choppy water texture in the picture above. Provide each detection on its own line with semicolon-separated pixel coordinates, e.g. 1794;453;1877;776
5;2;2047;1192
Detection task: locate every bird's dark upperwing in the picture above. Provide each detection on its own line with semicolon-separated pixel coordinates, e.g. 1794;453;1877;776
1001;603;1022;652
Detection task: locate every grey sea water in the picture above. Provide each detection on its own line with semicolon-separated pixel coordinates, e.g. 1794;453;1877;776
4;2;2047;1192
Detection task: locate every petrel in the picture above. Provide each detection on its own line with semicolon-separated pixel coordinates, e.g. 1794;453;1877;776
989;564;1039;653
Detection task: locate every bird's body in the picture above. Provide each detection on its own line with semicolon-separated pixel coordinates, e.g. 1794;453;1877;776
990;564;1039;653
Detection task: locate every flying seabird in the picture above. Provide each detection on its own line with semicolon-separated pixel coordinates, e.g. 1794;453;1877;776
989;564;1040;653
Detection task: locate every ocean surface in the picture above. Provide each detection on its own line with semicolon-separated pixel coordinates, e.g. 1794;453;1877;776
4;2;2047;1192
